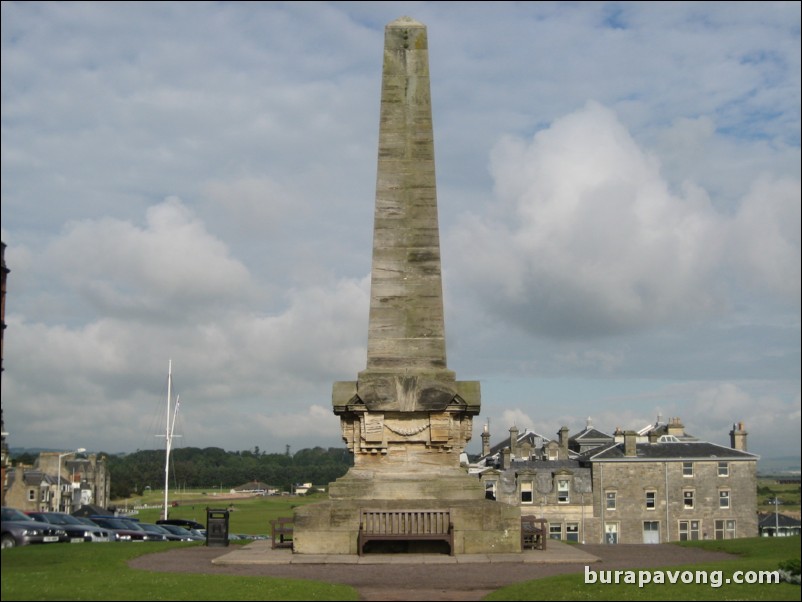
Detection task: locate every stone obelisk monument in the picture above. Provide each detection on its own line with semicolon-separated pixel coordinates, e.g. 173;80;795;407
293;17;520;555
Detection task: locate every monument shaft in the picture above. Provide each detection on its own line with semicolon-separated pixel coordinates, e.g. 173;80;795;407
366;19;447;373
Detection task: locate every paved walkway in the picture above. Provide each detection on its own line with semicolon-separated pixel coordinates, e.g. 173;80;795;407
211;539;600;565
129;541;737;601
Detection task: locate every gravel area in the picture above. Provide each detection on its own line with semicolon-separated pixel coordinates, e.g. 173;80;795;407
128;543;736;601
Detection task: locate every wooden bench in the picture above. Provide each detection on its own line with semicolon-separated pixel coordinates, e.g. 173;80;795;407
358;509;454;556
270;517;294;549
521;516;547;550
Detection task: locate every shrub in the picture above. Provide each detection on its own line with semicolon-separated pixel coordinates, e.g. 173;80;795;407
778;558;801;585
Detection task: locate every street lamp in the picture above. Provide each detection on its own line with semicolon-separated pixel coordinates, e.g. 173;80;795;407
56;448;85;512
770;497;783;537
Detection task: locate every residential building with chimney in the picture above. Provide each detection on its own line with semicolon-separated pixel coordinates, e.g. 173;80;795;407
473;417;758;544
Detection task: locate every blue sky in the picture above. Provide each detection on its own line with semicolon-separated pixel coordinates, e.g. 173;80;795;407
1;2;799;461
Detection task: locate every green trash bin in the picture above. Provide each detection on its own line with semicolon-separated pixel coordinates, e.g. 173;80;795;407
206;508;230;547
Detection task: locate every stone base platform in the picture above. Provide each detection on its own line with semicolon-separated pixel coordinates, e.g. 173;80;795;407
292;497;521;555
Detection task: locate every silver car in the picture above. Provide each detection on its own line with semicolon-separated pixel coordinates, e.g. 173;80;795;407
1;507;66;548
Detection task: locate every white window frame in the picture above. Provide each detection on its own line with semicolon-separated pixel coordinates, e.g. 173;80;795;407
715;519;736;540
679;519;700;541
557;479;570;504
520;480;533;504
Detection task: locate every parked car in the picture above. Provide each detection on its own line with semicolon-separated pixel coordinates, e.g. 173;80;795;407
26;511;112;543
1;507;67;548
115;517;169;542
156;518;205;530
138;523;194;541
157;523;206;541
86;516;149;542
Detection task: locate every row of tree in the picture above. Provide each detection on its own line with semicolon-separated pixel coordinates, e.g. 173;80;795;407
105;446;353;500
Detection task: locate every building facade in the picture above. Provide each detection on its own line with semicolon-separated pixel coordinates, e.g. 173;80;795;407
474;417;759;544
4;452;110;513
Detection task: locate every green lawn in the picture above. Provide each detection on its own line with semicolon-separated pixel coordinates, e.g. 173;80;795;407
1;542;358;601
119;492;325;535
485;536;801;601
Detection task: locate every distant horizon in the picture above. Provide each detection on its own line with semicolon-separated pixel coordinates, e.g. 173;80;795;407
7;446;800;475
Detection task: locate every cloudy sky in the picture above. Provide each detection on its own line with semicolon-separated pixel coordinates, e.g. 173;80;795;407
2;2;799;463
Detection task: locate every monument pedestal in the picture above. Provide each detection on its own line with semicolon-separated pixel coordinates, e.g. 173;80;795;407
294;470;521;554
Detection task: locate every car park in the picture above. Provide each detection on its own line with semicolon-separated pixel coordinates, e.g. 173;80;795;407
1;507;67;548
26;511;111;543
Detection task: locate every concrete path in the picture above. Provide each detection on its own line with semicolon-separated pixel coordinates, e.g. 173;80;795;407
211;539;600;565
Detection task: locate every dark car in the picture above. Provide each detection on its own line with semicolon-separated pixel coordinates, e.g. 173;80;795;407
87;516;149;542
156;518;205;530
1;507;67;548
156;523;205;541
138;523;193;541
26;511;112;543
115;517;169;542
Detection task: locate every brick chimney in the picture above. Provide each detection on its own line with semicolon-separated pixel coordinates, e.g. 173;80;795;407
502;447;511;469
729;422;748;451
624;431;638;457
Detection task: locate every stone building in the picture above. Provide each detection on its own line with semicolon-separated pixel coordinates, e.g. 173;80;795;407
4;452;110;513
474;417;759;544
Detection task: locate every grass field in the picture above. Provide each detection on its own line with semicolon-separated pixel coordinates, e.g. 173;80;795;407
757;478;801;514
486;536;801;601
0;542;358;601
117;490;325;535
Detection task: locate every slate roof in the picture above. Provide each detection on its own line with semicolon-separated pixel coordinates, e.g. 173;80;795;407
588;440;759;461
570;427;613;442
72;504;111;517
758;512;801;528
511;458;585;471
483;428;552;459
21;469;56;486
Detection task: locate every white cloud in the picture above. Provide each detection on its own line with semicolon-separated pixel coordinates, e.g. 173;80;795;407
450;101;800;341
500;409;535;433
41;197;255;321
728;175;801;301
